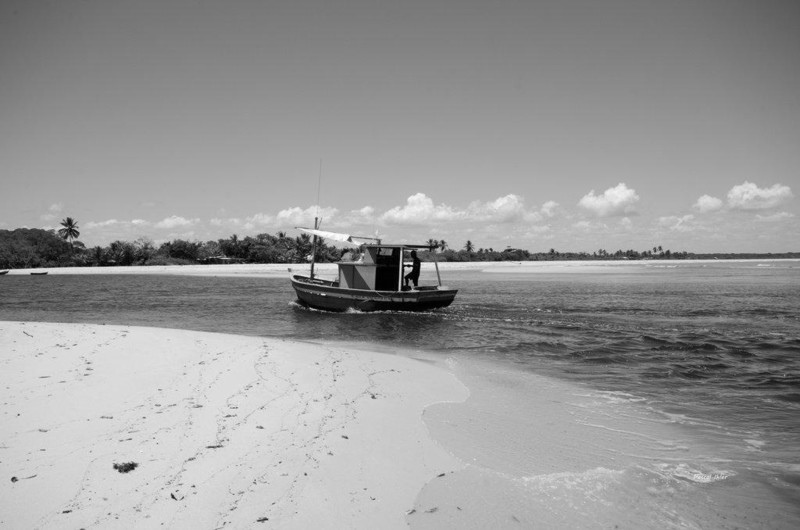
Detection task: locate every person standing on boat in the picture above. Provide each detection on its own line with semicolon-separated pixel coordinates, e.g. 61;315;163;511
404;250;421;288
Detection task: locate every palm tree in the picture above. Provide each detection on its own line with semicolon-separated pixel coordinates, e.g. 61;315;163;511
464;240;474;253
296;233;313;262
229;234;240;258
426;238;439;251
58;217;80;248
439;240;448;252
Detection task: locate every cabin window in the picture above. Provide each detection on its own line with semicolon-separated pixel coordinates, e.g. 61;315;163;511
375;247;399;265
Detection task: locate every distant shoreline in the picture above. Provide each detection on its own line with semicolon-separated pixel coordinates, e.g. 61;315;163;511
2;258;797;277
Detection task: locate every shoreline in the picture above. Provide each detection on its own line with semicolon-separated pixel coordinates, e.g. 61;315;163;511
0;321;468;529
2;257;797;278
3;321;797;528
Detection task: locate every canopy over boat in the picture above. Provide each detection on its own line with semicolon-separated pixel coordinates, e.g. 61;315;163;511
297;227;381;247
296;227;437;250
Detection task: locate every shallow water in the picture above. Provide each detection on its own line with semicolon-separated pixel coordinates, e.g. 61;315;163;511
1;261;798;527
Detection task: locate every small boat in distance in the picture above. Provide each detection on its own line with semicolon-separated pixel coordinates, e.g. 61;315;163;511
0;270;9;275
290;228;457;312
30;271;49;275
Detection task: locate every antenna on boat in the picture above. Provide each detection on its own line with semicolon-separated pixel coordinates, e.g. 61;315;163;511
310;160;322;279
316;159;322;217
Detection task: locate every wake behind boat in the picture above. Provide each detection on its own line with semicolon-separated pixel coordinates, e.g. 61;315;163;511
290;228;457;312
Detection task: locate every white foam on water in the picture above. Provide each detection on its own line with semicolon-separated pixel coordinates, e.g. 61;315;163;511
576;389;647;405
744;438;766;451
412;355;800;529
521;467;625;506
654;462;734;484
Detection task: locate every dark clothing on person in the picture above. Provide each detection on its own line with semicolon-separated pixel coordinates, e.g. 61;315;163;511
404;252;421;287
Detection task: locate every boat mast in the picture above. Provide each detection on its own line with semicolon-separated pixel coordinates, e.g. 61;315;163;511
310;161;322;280
432;245;443;286
310;216;319;279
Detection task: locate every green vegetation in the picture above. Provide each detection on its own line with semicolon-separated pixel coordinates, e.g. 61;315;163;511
0;225;797;270
0;228;341;268
0;228;76;269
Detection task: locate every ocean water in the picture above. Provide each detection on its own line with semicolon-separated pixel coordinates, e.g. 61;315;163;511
1;261;798;528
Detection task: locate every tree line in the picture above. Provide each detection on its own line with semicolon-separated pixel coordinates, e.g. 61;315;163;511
1;219;797;269
0;227;339;269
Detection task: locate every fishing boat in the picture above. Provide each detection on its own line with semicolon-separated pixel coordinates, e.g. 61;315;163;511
289;228;457;312
30;271;49;275
0;270;9;275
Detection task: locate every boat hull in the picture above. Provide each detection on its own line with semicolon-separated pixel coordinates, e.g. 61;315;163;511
291;275;457;312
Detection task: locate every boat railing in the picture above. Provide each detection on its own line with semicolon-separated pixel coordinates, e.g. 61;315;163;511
291;274;338;287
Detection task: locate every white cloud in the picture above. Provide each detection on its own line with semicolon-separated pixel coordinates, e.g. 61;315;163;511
84;219;149;230
540;201;559;218
467;194;526;222
727;181;793;210
755;211;794;222
245;213;274;228
522;201;561;223
156;215;198;229
659;214;695;232
381;193;553;226
276;206;339;227
339;206;376;227
693;194;723;213
40;203;64;222
578;183;639;217
381;193;461;225
355;206;375;218
525;225;551;235
210;217;242;227
85;219;120;229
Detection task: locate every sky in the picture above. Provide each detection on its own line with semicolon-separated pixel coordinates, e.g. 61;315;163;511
1;0;798;253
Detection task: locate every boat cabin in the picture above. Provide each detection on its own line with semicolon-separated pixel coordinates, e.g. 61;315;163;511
337;244;438;292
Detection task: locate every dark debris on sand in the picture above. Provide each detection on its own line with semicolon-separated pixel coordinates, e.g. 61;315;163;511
113;462;139;473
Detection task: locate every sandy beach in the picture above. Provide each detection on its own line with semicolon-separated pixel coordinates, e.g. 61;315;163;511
3;258;794;280
1;321;467;529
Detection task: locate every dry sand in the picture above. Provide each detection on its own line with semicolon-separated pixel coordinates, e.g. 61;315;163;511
0;321;467;529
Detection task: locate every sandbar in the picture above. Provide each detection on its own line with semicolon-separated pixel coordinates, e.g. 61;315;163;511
3;321;795;529
0;321;466;529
